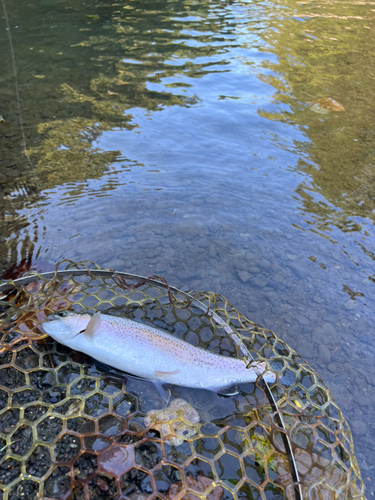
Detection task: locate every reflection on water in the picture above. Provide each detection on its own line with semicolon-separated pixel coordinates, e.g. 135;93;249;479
0;0;374;490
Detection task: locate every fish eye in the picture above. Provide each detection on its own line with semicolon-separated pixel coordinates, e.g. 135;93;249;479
57;310;68;317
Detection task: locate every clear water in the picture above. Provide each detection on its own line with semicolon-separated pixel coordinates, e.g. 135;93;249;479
1;0;374;488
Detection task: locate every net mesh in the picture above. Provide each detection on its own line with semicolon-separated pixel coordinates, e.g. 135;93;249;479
0;260;364;500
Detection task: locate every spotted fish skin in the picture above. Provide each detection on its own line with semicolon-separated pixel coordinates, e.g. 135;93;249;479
41;312;276;390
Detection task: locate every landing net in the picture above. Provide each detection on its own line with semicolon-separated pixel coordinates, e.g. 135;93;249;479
0;260;364;500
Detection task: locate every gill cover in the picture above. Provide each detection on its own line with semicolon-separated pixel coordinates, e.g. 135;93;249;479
41;311;77;340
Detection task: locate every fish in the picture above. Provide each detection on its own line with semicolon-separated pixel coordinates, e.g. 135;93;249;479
41;311;276;391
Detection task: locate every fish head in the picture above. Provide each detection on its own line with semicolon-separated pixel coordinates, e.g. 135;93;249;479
41;311;92;342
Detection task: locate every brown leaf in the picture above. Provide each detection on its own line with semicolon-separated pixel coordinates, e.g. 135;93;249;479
166;476;224;500
98;444;135;477
96;478;109;492
274;448;349;500
309;98;345;114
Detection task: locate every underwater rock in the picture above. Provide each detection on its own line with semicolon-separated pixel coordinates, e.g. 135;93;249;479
144;398;200;446
351;420;367;436
237;270;250;283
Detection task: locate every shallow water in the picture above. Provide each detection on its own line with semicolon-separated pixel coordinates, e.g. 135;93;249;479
1;0;374;489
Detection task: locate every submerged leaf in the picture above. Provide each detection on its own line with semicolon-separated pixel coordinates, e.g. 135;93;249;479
167;476;224;500
309;98;345;114
144;398;200;446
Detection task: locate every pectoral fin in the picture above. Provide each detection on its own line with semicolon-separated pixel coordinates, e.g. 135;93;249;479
84;312;102;338
154;369;181;378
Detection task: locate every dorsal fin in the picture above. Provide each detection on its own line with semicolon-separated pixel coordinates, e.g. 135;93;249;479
84;312;102;339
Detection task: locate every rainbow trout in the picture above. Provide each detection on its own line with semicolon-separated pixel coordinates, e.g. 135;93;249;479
41;311;276;391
